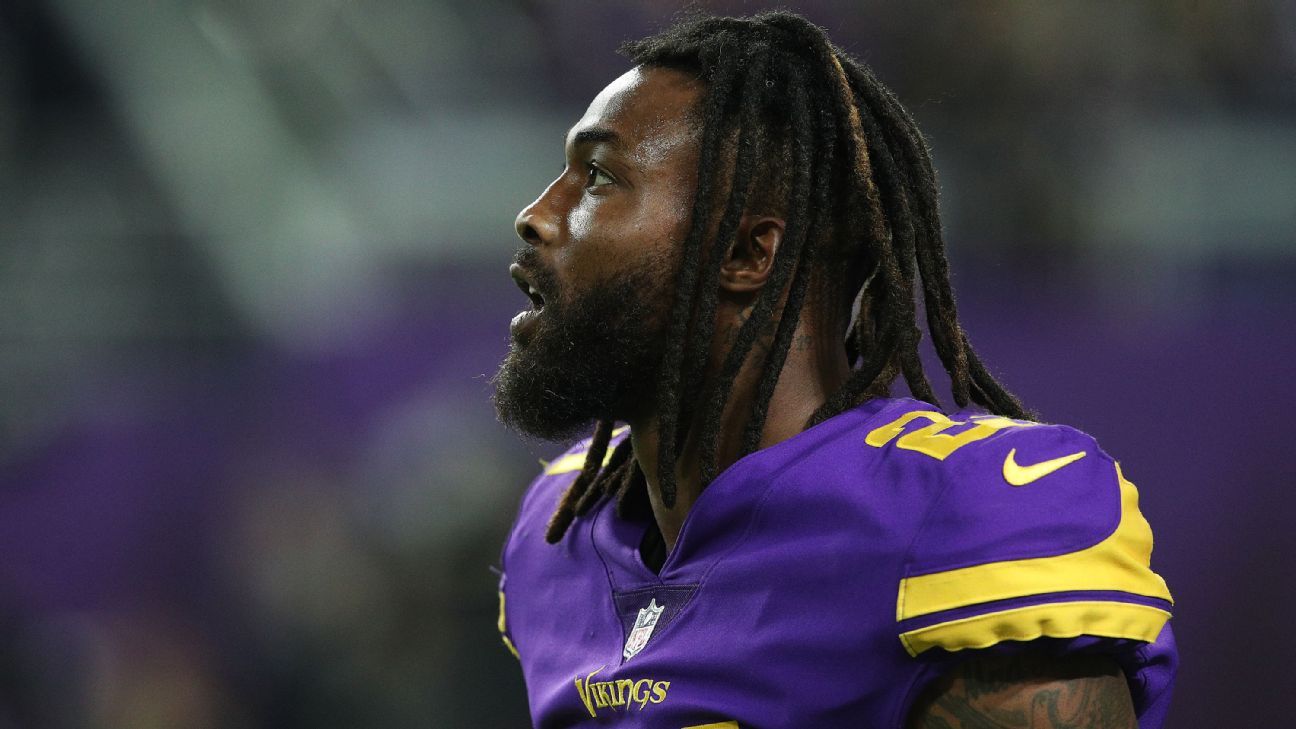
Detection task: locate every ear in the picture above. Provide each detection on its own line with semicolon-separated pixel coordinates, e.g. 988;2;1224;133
719;215;784;293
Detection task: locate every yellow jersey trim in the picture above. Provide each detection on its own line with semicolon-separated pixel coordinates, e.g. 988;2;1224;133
502;635;519;659
897;463;1172;621
542;427;629;475
899;600;1171;656
498;590;519;660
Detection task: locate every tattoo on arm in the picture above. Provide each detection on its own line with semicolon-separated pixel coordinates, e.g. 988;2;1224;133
907;653;1137;729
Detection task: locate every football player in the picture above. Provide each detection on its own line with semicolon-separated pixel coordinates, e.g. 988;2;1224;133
493;11;1175;729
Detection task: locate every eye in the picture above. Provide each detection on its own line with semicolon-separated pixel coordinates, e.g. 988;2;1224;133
585;162;615;189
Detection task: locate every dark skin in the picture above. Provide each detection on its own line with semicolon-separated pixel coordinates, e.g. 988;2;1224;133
516;66;851;551
908;654;1138;729
514;65;1137;729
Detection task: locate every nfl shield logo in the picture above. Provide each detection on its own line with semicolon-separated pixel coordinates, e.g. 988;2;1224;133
623;598;665;660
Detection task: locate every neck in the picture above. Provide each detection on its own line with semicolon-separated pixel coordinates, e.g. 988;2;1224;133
628;313;850;552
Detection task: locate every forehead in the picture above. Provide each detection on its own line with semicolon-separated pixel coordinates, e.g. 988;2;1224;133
567;66;703;163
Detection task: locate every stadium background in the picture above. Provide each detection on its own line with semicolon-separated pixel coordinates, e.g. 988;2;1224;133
1;0;1292;726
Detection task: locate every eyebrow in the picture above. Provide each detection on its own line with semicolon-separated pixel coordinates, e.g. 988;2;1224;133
567;126;623;150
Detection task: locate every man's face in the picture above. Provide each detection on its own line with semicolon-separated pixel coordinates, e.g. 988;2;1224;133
493;66;704;440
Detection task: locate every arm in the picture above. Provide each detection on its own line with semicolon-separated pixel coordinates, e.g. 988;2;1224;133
907;653;1137;729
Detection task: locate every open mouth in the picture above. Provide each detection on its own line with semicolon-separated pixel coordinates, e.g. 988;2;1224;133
510;263;546;310
508;262;549;343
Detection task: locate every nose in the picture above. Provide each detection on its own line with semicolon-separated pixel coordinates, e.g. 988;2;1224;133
514;209;542;247
514;191;559;247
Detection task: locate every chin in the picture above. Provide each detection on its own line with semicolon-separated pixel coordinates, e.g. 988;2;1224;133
492;351;602;442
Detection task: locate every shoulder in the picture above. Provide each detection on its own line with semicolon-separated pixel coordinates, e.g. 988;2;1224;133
866;403;1126;575
763;398;1109;523
756;399;1176;719
853;402;1175;657
502;429;627;557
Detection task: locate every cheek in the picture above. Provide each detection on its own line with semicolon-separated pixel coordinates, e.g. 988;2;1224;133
555;199;613;282
558;184;691;283
545;207;610;308
568;199;596;244
634;190;694;260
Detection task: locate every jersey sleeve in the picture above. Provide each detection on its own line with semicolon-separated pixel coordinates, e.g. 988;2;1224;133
891;421;1174;658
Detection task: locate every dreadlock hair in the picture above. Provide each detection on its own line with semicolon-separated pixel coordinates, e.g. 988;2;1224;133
543;10;1031;544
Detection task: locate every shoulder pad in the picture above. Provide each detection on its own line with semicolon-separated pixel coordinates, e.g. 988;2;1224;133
863;408;1173;655
506;428;629;549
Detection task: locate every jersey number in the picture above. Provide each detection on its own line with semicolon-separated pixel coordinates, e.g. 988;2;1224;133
865;410;1030;460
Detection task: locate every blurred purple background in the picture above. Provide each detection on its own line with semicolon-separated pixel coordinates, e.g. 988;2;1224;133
1;1;1293;727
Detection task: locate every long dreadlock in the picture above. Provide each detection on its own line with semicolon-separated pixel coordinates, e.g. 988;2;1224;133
544;11;1030;544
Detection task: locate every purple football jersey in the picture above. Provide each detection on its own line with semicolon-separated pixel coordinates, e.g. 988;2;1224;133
498;398;1177;728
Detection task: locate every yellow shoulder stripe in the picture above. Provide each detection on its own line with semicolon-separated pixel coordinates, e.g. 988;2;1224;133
897;463;1172;621
899;600;1171;656
542;427;629;475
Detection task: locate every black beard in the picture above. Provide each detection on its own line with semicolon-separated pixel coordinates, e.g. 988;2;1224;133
492;250;671;441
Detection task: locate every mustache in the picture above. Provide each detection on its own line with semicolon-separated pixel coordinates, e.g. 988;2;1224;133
512;247;561;299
